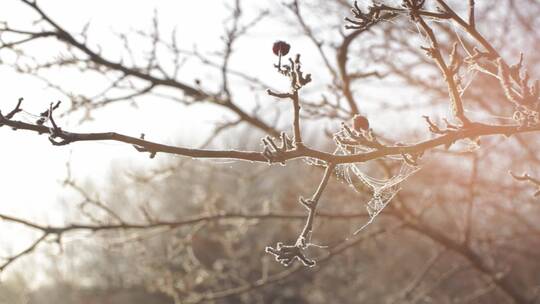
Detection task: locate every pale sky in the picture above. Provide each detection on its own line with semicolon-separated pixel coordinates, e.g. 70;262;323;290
0;0;333;280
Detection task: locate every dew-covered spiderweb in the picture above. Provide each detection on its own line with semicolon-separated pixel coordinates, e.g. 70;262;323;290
307;128;421;235
16;108;65;131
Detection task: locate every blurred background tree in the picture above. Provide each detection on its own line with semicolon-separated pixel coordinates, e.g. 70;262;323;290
0;0;539;303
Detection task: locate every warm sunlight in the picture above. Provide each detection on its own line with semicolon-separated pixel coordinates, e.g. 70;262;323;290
1;1;539;303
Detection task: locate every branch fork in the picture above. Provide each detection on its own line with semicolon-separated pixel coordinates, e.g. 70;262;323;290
266;163;334;267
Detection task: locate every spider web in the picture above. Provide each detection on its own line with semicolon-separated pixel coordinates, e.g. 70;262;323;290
332;129;421;234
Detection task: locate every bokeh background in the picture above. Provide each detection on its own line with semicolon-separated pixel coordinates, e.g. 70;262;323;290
1;1;539;303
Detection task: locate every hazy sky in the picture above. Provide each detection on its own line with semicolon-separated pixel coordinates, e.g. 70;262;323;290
0;0;330;280
0;0;276;268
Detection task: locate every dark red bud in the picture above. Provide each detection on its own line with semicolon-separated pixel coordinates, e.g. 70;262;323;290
353;115;369;131
272;40;290;56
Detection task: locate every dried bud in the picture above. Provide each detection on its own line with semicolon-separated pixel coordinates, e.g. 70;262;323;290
272;40;290;56
353;115;369;131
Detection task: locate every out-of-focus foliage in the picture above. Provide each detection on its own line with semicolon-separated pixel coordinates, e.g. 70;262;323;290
1;0;540;303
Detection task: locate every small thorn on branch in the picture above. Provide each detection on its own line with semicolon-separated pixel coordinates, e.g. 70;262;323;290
423;116;457;135
46;101;73;146
299;197;314;210
0;98;24;128
37;100;61;125
266;89;292;99
133;133;157;158
265;242;316;267
6;98;23;119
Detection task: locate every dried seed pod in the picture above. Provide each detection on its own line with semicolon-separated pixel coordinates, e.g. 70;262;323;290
353;114;370;131
272;40;290;56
